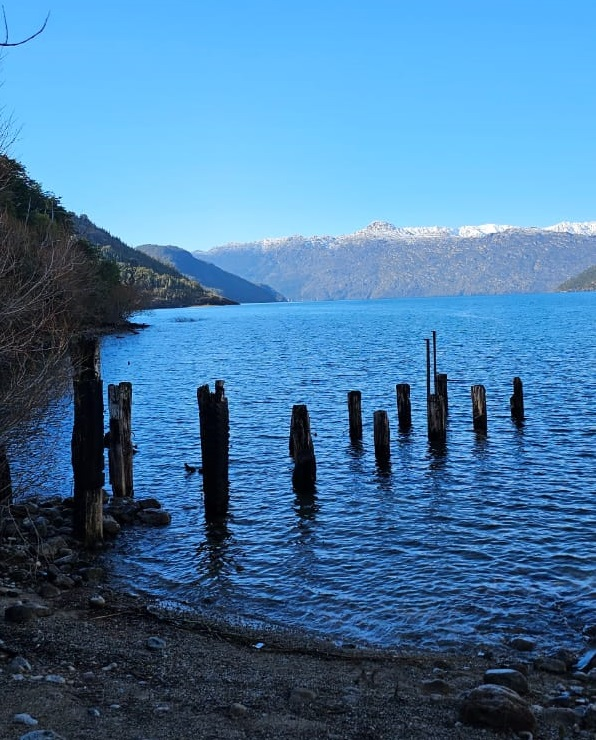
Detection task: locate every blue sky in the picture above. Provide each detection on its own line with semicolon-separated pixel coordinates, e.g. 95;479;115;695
1;0;596;250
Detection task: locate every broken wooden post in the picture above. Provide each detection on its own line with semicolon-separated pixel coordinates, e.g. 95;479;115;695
426;338;445;441
396;383;412;432
436;373;448;415
373;410;390;462
197;380;229;519
290;404;316;492
471;384;488;434
427;394;446;442
347;390;362;441
107;382;134;497
71;336;104;546
510;376;524;423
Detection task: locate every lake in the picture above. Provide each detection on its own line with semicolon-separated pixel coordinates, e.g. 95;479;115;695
14;292;596;650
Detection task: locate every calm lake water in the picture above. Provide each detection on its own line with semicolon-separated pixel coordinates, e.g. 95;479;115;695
15;292;596;650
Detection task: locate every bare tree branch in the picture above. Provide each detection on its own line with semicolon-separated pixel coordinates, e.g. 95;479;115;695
1;7;50;47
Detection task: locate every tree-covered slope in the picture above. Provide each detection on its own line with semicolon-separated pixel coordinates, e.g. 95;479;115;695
136;244;285;303
72;215;235;308
557;265;596;292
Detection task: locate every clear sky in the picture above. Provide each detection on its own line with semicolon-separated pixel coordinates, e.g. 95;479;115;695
1;0;596;250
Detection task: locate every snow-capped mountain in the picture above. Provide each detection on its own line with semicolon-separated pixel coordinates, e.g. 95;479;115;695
199;221;596;301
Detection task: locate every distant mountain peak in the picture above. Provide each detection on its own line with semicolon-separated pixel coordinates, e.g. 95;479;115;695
545;221;596;236
362;220;399;233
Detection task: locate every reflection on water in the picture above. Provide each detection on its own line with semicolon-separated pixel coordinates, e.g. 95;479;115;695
12;292;596;651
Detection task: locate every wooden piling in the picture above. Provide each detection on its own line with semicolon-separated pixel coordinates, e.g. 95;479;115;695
427;394;446;442
436;373;448;415
107;382;134;497
373;410;391;461
197;380;230;518
290;404;316;492
396;383;412;431
510;376;524;423
471;384;488;434
70;337;104;546
347;390;362;441
0;444;12;505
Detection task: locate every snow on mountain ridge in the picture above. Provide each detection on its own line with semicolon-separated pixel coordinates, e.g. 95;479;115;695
209;220;596;251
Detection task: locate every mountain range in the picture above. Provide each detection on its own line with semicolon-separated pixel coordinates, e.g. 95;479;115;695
193;220;596;301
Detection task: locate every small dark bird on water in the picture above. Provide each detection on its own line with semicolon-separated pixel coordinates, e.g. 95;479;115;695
185;463;203;474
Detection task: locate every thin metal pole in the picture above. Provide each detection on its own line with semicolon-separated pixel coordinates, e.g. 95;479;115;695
425;338;431;403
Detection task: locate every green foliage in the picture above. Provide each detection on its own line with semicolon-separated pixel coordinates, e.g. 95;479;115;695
557;264;596;292
72;214;235;308
0;155;70;229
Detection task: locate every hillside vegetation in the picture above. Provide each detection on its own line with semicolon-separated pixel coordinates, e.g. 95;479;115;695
137;243;285;303
557;264;596;292
73;215;235;308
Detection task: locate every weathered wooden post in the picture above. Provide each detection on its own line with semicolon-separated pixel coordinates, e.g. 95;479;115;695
396;383;412;431
427;395;446;441
471;384;488;434
436;373;449;415
426;338;446;441
373;410;390;462
347;390;362;441
0;444;12;506
107;382;134;497
510;376;524;423
197;380;229;519
71;336;104;546
289;404;316;492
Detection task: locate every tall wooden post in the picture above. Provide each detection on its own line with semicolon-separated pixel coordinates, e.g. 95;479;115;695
426;338;446;441
0;444;12;506
510;376;524;423
471;384;488;434
347;390;362;441
290;404;316;493
71;337;104;546
373;410;391;462
107;382;134;497
436;373;448;415
396;383;412;431
197;380;229;519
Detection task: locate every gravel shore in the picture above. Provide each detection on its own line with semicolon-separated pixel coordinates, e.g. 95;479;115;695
2;583;596;740
1;495;595;739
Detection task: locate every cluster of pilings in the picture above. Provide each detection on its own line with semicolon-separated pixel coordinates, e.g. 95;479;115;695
70;337;134;546
69;331;526;533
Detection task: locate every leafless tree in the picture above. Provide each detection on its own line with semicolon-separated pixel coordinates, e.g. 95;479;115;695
0;7;49;47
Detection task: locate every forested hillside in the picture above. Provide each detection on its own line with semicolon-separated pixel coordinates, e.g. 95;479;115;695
557;264;596;292
73;215;235;308
0;155;138;501
137;243;285;303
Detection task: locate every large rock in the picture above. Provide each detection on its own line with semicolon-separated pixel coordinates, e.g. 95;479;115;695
137;508;171;526
483;668;529;695
460;684;536;732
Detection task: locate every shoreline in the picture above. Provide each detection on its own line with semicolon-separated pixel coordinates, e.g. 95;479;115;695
1;496;595;738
